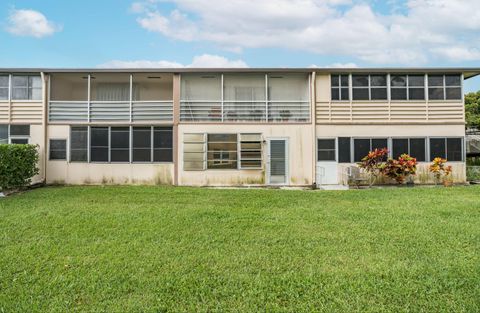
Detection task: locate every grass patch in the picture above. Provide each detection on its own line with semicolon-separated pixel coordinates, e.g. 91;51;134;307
1;186;480;312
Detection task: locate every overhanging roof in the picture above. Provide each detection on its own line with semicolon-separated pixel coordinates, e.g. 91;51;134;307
0;67;479;79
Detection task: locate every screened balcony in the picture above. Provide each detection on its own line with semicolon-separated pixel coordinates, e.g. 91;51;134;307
180;73;310;123
49;73;173;123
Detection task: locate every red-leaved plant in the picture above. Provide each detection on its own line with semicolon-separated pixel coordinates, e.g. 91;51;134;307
382;154;417;184
358;148;389;186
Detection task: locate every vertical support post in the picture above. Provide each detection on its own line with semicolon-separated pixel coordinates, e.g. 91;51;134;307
129;74;133;123
87;74;91;123
265;74;268;122
172;73;181;186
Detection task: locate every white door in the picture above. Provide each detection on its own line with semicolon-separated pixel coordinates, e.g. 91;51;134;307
316;138;338;186
268;138;288;185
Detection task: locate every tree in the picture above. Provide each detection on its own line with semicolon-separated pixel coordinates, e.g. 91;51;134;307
465;91;480;129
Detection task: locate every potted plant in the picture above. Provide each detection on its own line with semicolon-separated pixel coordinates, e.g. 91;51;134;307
429;157;453;186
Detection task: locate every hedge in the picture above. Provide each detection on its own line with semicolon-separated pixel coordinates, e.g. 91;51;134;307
0;144;39;191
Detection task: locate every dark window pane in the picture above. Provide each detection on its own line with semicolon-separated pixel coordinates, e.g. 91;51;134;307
445;75;461;86
0;88;8;100
391;75;406;87
392;139;409;159
11;138;28;144
340;75;349;87
371;88;387;100
445;87;461;100
352;88;369;100
371;75;387;87
318;139;335;150
133;149;151;162
410;138;426;162
447;138;462;161
340;88;349;101
133;127;151;162
408;75;424;87
391;88;407;100
318;150;335;161
352;75;368;87
10;125;30;136
49;139;67;160
154;127;173;149
331;75;339;87
0;125;8;143
208;134;237;142
372;138;388;150
90;127;109;162
338;137;351;163
429;88;444;100
12;76;27;87
91;148;108;162
133;127;151;148
430;138;446;160
154;149;173;162
110;127;130;162
331;88;339;101
408;88;425;100
354;139;370;162
428;75;444;87
70;126;88;162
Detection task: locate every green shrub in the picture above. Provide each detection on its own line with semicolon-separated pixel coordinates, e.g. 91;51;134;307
0;144;40;191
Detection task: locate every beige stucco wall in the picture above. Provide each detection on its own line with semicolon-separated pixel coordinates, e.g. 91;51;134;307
45;125;173;185
30;124;46;184
177;124;315;186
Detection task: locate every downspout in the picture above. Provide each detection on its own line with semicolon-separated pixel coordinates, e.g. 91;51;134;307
172;73;181;186
311;71;317;187
41;72;48;184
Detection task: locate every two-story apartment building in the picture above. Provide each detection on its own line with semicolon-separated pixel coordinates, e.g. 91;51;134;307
1;68;478;187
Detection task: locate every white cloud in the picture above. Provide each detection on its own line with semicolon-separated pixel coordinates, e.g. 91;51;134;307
6;9;61;38
310;62;358;68
98;54;248;68
132;0;480;64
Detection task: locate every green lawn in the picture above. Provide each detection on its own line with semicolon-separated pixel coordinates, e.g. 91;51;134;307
1;186;479;312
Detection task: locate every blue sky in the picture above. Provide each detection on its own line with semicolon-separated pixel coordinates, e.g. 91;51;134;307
0;0;479;91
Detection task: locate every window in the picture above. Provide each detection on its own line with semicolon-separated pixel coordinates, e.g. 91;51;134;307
207;134;237;169
153;127;173;162
390;75;425;101
12;75;41;100
180;74;222;122
90;127;109;162
317;139;336;161
9;125;30;144
240;134;262;168
223;74;266;122
70;127;88;162
429;137;463;161
110;127;130;162
338;137;351;163
0;125;8;144
331;75;349;101
132;127;152;162
352;74;387;101
183;133;206;170
428;74;462;100
353;138;388;162
0;75;8;100
49;139;67;160
392;138;426;161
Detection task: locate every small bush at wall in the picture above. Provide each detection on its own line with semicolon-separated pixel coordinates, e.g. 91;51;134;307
358;148;389;186
382;154;417;184
0;144;39;191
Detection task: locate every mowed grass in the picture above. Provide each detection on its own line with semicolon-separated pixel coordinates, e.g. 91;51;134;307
1;186;480;312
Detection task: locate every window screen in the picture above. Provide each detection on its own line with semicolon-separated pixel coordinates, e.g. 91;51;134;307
133;127;151;162
207;134;238;169
12;75;41;100
70;126;88;162
354;139;371;162
331;74;349;101
153;127;173;162
268;74;309;101
10;125;30;136
447;138;462;161
0;125;8;144
0;75;8;100
428;74;462;100
338;137;351;163
317;139;336;161
49;139;67;160
183;133;205;170
90;127;109;162
410;138;426;162
430;138;446;160
110;127;130;162
10;138;28;144
392;138;409;159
